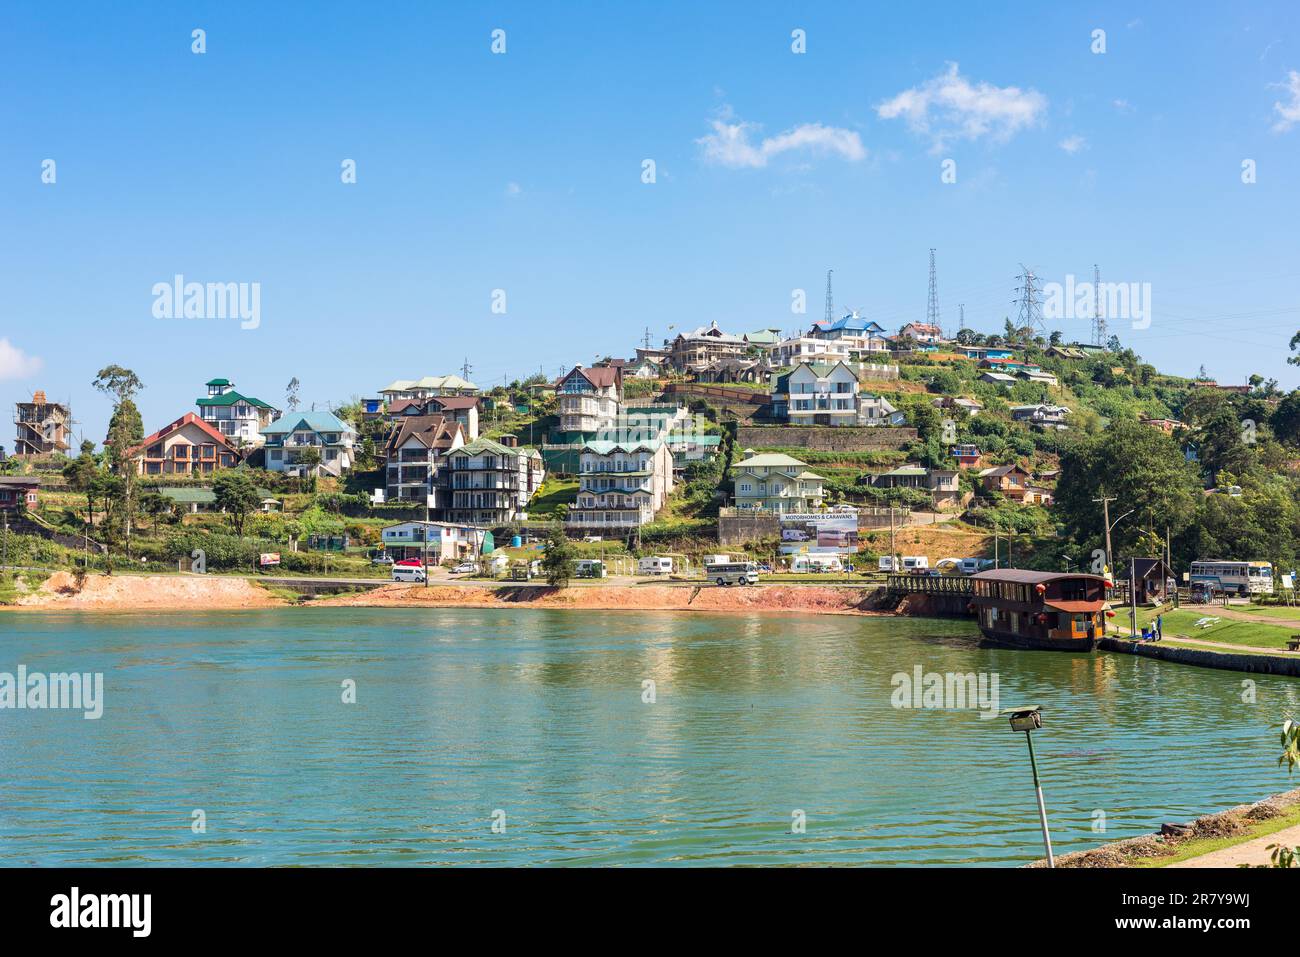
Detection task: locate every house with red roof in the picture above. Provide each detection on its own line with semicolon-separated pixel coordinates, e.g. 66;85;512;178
128;413;243;476
557;365;624;434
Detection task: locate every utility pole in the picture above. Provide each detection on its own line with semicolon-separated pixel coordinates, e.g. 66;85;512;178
1093;492;1117;573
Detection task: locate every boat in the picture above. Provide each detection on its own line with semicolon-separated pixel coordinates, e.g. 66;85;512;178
968;569;1109;652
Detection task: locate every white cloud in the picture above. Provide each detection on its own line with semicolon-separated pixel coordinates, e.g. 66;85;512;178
505;181;522;197
1058;134;1087;154
1113;98;1134;113
696;111;866;169
875;62;1047;151
0;339;42;381
1272;70;1300;132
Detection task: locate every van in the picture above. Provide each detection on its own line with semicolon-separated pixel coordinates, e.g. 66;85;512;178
900;556;929;571
575;559;607;578
878;556;896;572
711;561;759;586
957;558;992;575
638;556;673;576
392;565;427;583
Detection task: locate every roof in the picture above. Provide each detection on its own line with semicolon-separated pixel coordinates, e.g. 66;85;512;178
450;437;529;458
561;365;622;389
979;464;1031;477
261;411;355;436
879;466;928;477
971;569;1107;585
902;322;943;335
733;452;810;469
981;372;1017;382
205;378;232;387
743;329;781;344
386;415;463;451
380;374;479;393
1044;599;1107;613
131;413;241;456
582;439;662;454
0;476;40;487
195;389;276;410
427;395;481;411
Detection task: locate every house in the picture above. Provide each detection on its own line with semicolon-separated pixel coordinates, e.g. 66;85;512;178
933;396;984;417
810;313;890;353
195;378;279;447
771;336;853;367
731;451;825;513
557;365;624;434
771;361;902;427
899;322;945;344
870;466;963;509
950;444;983;469
1010;404;1072;429
743;328;783;351
0;476;39;511
382;415;466;503
665;432;722;472
129;413;243;476
409;395;482;440
13;391;71;457
380;520;491;563
261;411;359;478
980;357;1041;374
1046;345;1089;361
379;375;480;403
566;438;675;529
1120;558;1175;604
1141;417;1185;435
665;322;748;371
978;464;1033;500
441;436;546;527
958;346;1015;361
1019;370;1058;387
979;372;1018;388
1023;484;1055;506
627;356;663;378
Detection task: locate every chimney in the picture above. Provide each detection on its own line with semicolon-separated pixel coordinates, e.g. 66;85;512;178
500;434;518;448
32;390;46;403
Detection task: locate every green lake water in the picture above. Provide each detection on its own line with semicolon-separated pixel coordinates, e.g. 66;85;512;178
0;607;1295;866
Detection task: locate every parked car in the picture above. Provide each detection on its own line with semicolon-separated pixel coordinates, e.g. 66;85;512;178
370;554;395;566
392;565;427;583
394;558;424;567
453;562;479;574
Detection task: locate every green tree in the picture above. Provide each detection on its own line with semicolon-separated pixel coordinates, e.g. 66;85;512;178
62;440;100;530
138;491;172;537
540;525;575;587
212;470;260;537
93;365;145;554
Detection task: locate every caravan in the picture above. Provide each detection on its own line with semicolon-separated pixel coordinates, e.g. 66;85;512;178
638;556;674;576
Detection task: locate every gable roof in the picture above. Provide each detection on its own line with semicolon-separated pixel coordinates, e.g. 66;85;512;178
733;452;810;470
426;395;481;411
380;374;479;394
260;411;354;436
561;365;622;390
449;437;528;458
131;412;241;456
195;389;277;410
385;415;463;452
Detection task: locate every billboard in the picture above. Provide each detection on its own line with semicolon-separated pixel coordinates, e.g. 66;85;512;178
778;511;859;555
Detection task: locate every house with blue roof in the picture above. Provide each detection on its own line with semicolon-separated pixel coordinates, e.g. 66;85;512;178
260;411;359;477
810;312;890;353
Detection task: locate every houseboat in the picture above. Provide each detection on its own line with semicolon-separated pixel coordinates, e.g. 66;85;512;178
969;569;1109;652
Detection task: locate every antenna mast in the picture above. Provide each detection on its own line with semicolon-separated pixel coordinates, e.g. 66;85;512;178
927;249;941;336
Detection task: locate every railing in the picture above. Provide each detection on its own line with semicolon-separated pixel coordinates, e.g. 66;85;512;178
885;574;973;596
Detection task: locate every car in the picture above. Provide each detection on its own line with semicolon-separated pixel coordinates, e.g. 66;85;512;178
370;554;395;566
453;562;479;574
391;565;427;583
757;563;773;573
394;558;424;567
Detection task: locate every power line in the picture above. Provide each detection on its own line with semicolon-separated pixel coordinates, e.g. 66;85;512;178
1014;264;1045;336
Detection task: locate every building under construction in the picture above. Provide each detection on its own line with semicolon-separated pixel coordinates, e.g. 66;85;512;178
13;390;72;457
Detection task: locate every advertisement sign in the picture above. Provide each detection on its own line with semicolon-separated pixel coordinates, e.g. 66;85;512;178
259;553;281;567
778;511;859;555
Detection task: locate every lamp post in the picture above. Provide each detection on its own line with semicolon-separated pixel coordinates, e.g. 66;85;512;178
1003;705;1054;867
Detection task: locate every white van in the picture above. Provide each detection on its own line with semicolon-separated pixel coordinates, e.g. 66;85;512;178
878;556;896;572
638;556;673;576
392;565;427;583
900;556;929;572
957;558;991;575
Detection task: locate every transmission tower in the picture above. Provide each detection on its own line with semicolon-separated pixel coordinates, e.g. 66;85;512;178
1014;264;1045;336
958;303;965;333
824;269;835;325
1091;263;1107;347
926;249;941;335
461;357;473;381
642;327;652;350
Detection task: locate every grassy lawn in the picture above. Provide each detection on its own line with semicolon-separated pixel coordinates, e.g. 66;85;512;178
1131;802;1300;867
526;478;578;518
1128;606;1298;651
1236;604;1300;621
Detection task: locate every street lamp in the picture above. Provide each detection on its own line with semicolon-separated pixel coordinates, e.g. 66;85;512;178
1002;705;1054;868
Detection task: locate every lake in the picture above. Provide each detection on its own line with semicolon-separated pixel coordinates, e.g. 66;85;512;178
0;607;1295;866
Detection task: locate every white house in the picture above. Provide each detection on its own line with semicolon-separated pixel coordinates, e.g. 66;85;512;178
810;313;890;353
442;437;546;526
195;378;279;447
772;336;852;367
557;365;624;434
260;411;358;477
899;322;945;344
566;438;674;529
380;520;489;563
771;361;902;427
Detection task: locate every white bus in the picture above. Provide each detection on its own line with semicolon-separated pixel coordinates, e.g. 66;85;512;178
1189;560;1274;596
711;561;759;586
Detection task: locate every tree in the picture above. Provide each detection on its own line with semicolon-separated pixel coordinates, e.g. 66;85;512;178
213;470;260;537
285;377;301;412
93;365;144;554
296;447;322;492
1271;391;1300;447
62;440;100;530
540;525;575;587
1289;331;1300;367
138;491;172;537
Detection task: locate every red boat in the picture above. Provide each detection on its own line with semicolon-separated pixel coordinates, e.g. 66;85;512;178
969;569;1109;652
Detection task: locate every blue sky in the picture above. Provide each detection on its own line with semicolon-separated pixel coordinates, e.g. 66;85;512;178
2;1;1299;444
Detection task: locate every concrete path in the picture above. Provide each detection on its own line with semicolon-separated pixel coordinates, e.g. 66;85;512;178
1168;823;1300;868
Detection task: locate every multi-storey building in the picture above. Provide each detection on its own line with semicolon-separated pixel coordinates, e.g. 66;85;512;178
771;336;852;368
730;451;825;513
566;439;674;530
809;313;890;353
381;415;465;503
195;378;279;447
378;374;479;404
665;322;748;372
770;361;902;427
261;411;359;478
441;436;545;526
385;395;480;440
129;413;242;476
13;391;71;457
557;365;623;434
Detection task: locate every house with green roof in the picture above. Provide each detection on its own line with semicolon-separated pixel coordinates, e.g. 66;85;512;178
566;438;675;530
261;411;358;478
195;378;279;447
730;450;825;513
441;437;546;527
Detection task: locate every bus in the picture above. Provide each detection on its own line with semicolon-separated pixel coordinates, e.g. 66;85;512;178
710;561;759;586
1189;560;1274;596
